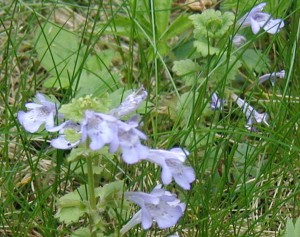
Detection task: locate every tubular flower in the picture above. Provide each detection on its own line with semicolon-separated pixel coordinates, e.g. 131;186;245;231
258;70;285;86
48;120;81;149
231;94;269;130
81;110;119;151
18;93;57;133
145;148;195;190
121;185;185;234
238;2;284;34
210;92;226;110
110;87;148;118
114;117;149;164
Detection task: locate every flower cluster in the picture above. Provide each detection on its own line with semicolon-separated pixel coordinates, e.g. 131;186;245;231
212;3;285;131
18;87;195;233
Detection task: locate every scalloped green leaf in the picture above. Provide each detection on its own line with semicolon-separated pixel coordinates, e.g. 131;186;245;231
172;59;200;76
172;59;201;86
193;40;220;56
55;185;88;224
190;9;235;39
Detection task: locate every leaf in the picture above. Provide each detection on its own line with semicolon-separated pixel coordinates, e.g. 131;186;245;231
74;69;121;98
176;91;199;125
284;218;300;237
208;55;241;84
153;0;172;37
241;49;270;73
85;50;116;72
172;59;201;86
55;185;88;224
34;22;83;88
98;16;133;37
190;10;235;39
172;59;200;76
95;180;124;202
193;40;220;56
161;14;192;41
71;227;91;237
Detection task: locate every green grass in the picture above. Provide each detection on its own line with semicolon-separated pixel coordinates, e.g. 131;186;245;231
1;0;300;236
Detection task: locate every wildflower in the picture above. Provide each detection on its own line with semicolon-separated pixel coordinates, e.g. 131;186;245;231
210;92;225;110
110;87;148;118
237;2;284;34
232;34;247;47
145;148;195;190
231;94;269;130
48;121;81;149
258;70;285;86
81;110;118;150
121;185;185;234
18;93;57;133
113;116;149;164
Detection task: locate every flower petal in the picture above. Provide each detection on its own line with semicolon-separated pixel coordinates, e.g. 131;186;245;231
250;17;261;34
263;18;284;34
50;135;80;149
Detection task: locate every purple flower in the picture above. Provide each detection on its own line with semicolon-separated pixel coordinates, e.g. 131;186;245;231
48;120;81;149
81;110;118;150
210;92;225;110
18;93;57;133
145;148;195;190
232;34;247;47
110;87;148;118
121;185;185;234
238;2;284;34
258;70;285;86
231;94;269;130
113;117;149;164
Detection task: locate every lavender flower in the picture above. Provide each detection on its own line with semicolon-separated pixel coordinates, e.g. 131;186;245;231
48;120;81;149
113;117;149;164
231;94;269;130
81;110;119;150
232;34;247;47
18;93;57;133
145;148;195;190
210;92;225;110
258;70;285;86
121;185;185;234
238;2;284;34
110;87;148;118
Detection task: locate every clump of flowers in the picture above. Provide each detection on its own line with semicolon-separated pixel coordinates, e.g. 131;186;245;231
18;87;195;235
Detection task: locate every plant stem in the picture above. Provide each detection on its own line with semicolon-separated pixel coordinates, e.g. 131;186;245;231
86;154;97;237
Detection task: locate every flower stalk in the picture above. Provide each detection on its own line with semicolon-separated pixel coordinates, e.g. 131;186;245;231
85;153;97;237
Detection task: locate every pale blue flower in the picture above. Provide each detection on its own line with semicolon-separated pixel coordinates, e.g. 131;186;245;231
113;117;149;164
238;2;284;34
18;93;57;133
258;70;285;86
110;87;148;118
232;34;247;47
231;94;269;130
81;110;118;150
121;185;185;234
145;148;195;190
48;120;81;149
210;92;225;110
